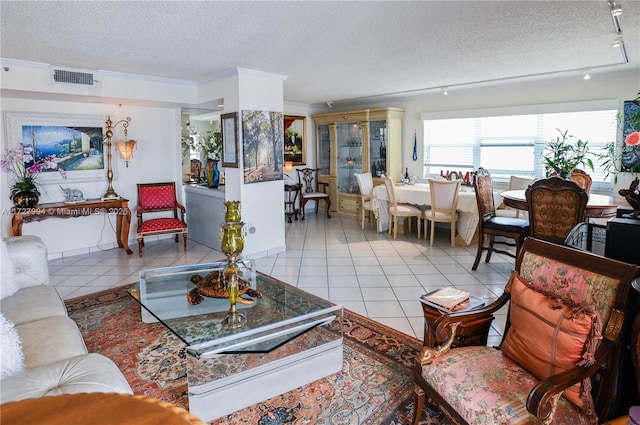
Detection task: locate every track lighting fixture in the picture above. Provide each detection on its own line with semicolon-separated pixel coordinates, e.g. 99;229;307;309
612;37;623;47
442;87;448;95
582;71;591;80
610;1;622;17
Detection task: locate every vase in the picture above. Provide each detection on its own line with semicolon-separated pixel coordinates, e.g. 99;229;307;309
207;159;220;188
223;200;241;223
12;190;39;208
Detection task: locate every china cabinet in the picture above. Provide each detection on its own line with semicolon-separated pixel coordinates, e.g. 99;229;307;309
312;107;404;216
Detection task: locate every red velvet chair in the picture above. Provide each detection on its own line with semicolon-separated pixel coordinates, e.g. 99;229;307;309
136;182;188;257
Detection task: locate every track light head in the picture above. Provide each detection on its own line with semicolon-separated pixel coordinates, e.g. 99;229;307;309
610;1;622;16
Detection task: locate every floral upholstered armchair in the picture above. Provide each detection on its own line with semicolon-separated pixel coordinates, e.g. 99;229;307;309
412;237;640;425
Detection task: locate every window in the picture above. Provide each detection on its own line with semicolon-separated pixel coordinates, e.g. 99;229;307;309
423;106;617;191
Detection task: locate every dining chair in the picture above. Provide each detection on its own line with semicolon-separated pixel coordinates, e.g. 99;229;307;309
525;176;588;245
354;172;374;230
424;178;460;247
136;182;188;257
472;167;529;271
570;169;593;194
383;177;421;239
296;167;331;220
496;175;533;218
412;237;640;425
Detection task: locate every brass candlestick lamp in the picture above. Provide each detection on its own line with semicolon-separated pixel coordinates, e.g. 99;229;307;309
102;116;136;200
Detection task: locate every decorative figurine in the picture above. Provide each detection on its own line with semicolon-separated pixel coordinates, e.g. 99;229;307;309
60;186;84;202
619;177;640;218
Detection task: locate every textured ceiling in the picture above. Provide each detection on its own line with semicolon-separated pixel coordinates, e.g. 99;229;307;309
1;1;638;107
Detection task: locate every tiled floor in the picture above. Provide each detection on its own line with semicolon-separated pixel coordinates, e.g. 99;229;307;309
50;213;514;344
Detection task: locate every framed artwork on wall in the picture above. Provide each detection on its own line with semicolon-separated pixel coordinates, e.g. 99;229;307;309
221;112;239;168
242;110;283;184
621;100;640;172
284;115;306;165
3;111;106;184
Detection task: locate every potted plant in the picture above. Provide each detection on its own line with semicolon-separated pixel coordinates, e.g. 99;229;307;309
543;129;594;178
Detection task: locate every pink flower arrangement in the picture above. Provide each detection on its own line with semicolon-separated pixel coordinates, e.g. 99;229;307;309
625;131;640;147
1;144;66;199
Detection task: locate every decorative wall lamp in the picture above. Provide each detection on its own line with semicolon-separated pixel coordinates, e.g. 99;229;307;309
116;138;137;168
284;161;293;173
102;116;133;200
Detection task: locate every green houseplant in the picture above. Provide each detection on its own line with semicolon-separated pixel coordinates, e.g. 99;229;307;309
543;129;594;178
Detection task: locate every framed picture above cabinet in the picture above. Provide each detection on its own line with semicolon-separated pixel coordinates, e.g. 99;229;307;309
284;115;306;165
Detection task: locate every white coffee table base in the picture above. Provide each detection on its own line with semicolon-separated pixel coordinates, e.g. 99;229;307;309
188;338;343;422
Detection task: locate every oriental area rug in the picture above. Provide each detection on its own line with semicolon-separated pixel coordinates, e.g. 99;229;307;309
66;286;449;425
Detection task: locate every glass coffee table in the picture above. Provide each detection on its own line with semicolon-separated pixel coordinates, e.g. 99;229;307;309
128;261;343;422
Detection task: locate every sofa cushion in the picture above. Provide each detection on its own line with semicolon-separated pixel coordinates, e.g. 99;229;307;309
502;272;599;410
16;316;87;369
1;285;68;326
0;353;133;403
2;235;50;289
0;313;24;378
1;239;18;299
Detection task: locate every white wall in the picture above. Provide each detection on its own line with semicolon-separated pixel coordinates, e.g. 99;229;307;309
0;97;181;256
329;70;640;193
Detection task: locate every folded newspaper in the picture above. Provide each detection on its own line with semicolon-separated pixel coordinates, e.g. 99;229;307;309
420;288;485;313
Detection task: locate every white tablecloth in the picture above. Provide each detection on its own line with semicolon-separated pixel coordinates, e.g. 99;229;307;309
371;183;501;245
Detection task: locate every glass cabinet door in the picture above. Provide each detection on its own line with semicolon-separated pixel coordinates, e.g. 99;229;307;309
369;120;387;178
336;122;362;194
317;124;331;175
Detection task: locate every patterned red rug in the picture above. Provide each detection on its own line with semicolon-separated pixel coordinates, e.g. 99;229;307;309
66;285;447;425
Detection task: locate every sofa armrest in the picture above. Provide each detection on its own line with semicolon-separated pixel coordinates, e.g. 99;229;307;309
3;236;49;289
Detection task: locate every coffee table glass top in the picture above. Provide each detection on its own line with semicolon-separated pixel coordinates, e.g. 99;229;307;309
128;261;341;357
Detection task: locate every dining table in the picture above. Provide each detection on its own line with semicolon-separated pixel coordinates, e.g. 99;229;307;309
371;182;502;245
500;189;628;219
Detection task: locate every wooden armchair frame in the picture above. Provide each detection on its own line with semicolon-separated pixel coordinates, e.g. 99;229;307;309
412;238;640;424
136;182;188;257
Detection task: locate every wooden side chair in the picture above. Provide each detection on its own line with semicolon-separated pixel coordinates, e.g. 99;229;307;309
354;172;374;229
525;176;588;245
412;238;640;425
570;169;593;194
383;177;421;239
296;167;331;220
136;182;188;257
424;178;460;247
472;167;529;271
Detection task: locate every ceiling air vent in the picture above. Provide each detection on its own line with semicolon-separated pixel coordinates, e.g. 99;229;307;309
53;69;94;85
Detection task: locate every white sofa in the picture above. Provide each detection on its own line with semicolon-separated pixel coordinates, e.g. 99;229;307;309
0;235;132;403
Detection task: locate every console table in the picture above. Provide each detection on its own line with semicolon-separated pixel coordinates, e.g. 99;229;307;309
11;198;133;255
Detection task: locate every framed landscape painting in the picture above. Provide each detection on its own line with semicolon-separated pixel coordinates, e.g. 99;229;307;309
4;112;105;184
242;110;283;184
284;115;306;165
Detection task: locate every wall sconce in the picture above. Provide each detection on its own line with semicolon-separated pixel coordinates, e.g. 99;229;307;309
102;116;132;200
116;139;137;167
284;161;293;173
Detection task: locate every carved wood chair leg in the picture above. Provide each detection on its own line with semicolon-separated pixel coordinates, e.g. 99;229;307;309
412;384;426;425
485;234;495;263
138;238;143;257
472;234;483;270
183;234;187;251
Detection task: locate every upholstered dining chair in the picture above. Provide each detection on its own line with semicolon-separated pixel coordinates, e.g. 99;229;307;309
383;177;421;239
570;169;593;194
136;182;188;257
525;176;588;245
354;172;374;229
472;167;529;271
496;175;533;218
424;178;460;247
296;167;331;220
412;237;640;425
